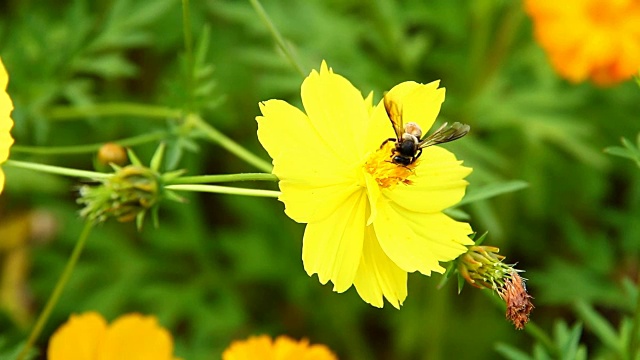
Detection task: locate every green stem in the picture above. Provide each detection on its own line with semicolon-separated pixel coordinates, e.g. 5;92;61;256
168;173;278;185
181;0;195;113
4;160;111;179
16;221;94;360
47;103;181;121
165;184;280;198
248;0;306;78
11;131;167;155
188;114;273;173
629;273;640;360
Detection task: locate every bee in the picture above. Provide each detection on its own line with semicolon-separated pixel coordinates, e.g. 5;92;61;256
381;95;470;166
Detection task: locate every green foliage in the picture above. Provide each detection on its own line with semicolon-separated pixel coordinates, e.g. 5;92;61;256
605;134;640;169
0;0;639;359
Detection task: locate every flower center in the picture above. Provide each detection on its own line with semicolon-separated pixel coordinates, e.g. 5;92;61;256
363;142;418;189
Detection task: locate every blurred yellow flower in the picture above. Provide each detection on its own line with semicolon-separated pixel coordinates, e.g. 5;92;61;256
222;335;337;360
525;0;640;85
0;57;15;194
48;312;179;360
257;61;472;308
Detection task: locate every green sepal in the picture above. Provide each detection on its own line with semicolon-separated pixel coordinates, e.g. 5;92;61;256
127;148;143;166
150;142;166;172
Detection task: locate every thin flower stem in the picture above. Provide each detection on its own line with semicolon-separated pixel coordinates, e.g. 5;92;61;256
181;0;195;113
47;102;181;121
629;274;640;359
4;160;111;179
16;221;94;360
11;131;168;155
166;184;280;198
188;114;273;172
167;173;278;185
248;0;306;78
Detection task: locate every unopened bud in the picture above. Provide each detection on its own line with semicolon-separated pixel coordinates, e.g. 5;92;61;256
97;143;128;166
78;165;160;223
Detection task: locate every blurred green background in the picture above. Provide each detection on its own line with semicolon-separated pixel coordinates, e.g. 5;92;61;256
1;0;639;359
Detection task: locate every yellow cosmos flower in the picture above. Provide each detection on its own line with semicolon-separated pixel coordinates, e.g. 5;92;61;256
222;335;337;360
257;61;473;308
0;57;15;194
48;312;179;360
525;0;640;85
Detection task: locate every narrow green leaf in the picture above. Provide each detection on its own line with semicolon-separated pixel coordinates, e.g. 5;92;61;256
455;180;529;207
604;146;637;160
574;300;622;354
494;343;534;360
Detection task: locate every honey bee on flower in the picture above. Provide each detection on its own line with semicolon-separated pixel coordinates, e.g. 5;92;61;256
257;61;473;308
382;93;470;166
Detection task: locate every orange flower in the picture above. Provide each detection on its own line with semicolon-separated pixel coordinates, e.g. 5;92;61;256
223;335;338;360
47;312;179;360
525;0;640;85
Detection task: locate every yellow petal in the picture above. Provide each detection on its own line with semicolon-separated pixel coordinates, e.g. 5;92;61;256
257;99;335;167
279;178;360;223
380;80;445;136
0;58;14;164
257;99;360;223
374;202;473;275
47;312;108;360
0;132;14;163
363;98;394;157
354;226;407;309
97;313;175;360
302;190;367;292
384;146;471;213
301;61;370;163
222;335;273;360
272;336;338;360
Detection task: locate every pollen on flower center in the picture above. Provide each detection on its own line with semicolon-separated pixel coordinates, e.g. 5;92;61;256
364;142;418;189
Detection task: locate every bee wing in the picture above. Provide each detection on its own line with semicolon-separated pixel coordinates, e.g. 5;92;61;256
418;122;470;148
383;94;405;139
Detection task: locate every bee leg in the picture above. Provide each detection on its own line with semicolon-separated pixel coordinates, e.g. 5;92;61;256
415;148;423;160
380;138;396;148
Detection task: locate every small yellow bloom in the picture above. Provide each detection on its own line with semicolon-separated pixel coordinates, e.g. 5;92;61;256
222;335;337;360
257;61;472;308
0;57;15;194
47;312;179;360
525;0;640;85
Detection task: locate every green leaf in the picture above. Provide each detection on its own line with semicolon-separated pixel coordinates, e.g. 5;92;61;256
574;300;623;354
494;343;534;360
455;180;529;207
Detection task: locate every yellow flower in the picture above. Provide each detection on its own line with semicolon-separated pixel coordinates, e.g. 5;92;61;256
0;57;15;194
525;0;640;85
222;335;337;360
257;61;473;308
47;312;179;360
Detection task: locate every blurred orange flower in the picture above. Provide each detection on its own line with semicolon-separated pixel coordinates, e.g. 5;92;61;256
48;312;180;360
223;335;338;360
525;0;640;85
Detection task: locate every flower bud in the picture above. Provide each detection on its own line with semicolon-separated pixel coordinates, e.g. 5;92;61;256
97;143;128;166
78;165;160;223
458;245;534;329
